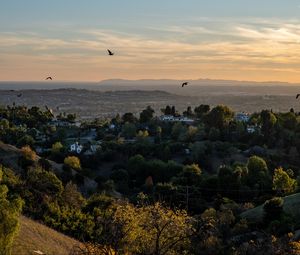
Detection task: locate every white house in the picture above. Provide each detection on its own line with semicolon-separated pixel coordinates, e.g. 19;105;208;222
109;124;116;130
235;113;250;123
160;115;175;121
160;115;194;124
247;125;256;134
70;142;83;154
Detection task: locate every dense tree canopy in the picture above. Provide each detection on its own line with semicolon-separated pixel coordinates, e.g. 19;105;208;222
0;166;23;255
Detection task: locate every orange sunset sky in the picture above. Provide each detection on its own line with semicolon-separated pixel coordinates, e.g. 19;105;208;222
1;0;300;83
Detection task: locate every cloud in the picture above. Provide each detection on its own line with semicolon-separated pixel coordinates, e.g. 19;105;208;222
1;19;300;81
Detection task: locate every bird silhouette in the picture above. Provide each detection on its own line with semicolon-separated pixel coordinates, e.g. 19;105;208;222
181;82;189;87
107;49;114;56
296;94;300;99
17;93;22;97
46;76;52;80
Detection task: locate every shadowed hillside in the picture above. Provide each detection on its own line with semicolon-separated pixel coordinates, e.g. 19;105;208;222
241;193;300;227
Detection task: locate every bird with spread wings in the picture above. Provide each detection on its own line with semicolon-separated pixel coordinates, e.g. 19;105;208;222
182;82;189;87
107;49;114;56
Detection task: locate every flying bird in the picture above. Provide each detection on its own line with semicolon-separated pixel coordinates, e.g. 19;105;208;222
296;94;300;99
17;93;22;97
107;49;114;56
46;76;52;80
181;82;189;87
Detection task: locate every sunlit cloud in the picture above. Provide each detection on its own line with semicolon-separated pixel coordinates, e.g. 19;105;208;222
1;18;300;82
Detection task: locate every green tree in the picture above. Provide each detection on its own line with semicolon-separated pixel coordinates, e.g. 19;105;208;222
0;166;23;255
280;112;297;130
246;156;270;189
205;105;234;129
186;126;198;142
183;106;194;117
122;122;137;139
20;146;37;168
140;106;155;123
113;202;193;255
27;167;63;197
127;154;146;179
67;113;77;123
263;197;284;223
16;135;35;148
64;156;81;171
122;112;136;123
194;104;210;118
61;182;85;210
191;141;208;163
174;164;202;186
136;130;149;139
51;141;63;154
260;110;277;137
208;127;220;141
0;119;9;130
273;167;297;195
161;105;172;115
171;122;187;141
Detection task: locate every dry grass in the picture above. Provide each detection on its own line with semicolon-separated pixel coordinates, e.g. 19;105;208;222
12;216;81;255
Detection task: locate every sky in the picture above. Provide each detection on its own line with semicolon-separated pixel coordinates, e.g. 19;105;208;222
1;0;300;82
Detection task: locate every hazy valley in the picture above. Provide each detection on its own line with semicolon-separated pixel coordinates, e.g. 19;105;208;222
1;80;300;120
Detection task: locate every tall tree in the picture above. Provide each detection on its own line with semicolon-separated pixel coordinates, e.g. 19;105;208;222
260;110;277;137
140;106;155;123
246;156;270;190
194;104;210;118
205;105;234;129
273;167;297;195
113;202;193;255
0;166;23;255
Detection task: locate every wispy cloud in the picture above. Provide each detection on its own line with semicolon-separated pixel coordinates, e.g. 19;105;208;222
1;19;300;81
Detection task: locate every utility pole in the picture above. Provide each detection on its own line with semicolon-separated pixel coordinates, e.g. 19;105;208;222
186;186;189;211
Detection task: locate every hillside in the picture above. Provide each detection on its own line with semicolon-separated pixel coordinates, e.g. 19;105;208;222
0;141;97;194
241;193;300;226
12;216;81;255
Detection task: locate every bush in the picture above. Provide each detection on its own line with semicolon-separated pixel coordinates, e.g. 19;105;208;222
263;197;284;223
64;156;81;171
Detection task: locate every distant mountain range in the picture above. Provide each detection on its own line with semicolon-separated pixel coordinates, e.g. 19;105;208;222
0;78;299;101
98;78;297;87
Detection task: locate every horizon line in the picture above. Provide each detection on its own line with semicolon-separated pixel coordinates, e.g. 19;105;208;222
0;77;299;85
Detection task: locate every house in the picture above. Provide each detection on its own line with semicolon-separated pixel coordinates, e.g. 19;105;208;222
177;116;194;124
109;124;116;130
70;142;83;154
159;115;194;124
50;120;70;127
247;125;256;134
184;148;191;155
235;113;250;123
83;143;102;156
160;115;175;121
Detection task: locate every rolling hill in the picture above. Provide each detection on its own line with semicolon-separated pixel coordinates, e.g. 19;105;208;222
12;216;81;255
241;193;300;227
